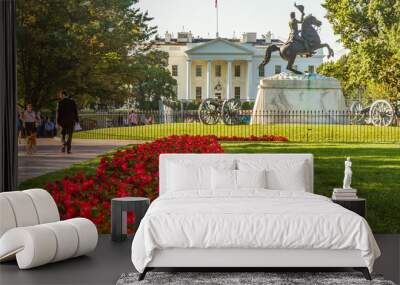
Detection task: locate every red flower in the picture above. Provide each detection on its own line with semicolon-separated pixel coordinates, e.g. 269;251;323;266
117;183;129;197
102;201;111;210
93;213;105;225
82;179;94;191
97;166;106;177
79;201;92;218
121;163;128;172
64;206;77;219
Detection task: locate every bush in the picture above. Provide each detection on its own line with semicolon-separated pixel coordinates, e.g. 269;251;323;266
242;101;255;110
183;100;201;110
45;135;224;233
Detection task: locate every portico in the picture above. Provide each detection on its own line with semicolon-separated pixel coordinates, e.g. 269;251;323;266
185;38;255;101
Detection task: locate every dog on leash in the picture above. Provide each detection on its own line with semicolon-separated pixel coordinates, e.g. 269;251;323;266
26;134;36;154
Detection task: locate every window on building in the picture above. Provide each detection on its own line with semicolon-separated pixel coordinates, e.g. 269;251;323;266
172;65;178;76
258;64;265;77
195;65;202;77
196;87;202;101
234;65;241;77
308;65;315;74
234;87;241;100
274;65;281;74
215;65;222;77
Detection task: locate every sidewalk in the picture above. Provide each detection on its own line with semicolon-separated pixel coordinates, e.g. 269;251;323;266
18;138;145;184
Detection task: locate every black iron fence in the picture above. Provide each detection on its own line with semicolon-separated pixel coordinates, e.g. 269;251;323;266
75;110;400;143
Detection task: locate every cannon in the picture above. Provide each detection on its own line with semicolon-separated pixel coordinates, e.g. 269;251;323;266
350;99;399;127
198;98;242;125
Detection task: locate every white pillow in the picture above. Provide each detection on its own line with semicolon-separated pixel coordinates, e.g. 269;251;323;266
211;168;236;190
236;169;267;189
266;161;307;191
167;160;236;192
238;160;308;192
167;162;210;191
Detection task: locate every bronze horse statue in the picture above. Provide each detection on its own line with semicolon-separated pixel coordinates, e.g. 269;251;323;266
261;14;334;75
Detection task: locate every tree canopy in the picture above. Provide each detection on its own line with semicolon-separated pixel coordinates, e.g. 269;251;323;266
17;0;176;110
320;0;400;101
131;50;177;110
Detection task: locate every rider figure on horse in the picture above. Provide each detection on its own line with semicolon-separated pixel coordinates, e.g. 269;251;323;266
261;3;333;74
289;3;312;56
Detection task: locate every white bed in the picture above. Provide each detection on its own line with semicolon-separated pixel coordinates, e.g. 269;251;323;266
131;154;380;280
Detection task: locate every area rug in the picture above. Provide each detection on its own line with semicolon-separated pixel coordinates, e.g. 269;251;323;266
116;272;396;285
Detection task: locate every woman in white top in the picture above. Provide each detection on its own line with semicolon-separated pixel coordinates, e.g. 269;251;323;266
22;104;38;154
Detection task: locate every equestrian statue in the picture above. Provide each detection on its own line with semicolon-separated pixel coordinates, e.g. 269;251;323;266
261;3;334;75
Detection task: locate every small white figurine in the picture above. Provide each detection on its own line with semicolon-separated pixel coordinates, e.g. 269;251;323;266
343;157;352;189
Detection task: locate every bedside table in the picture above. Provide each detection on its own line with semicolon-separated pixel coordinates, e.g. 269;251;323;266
111;197;150;242
332;198;366;218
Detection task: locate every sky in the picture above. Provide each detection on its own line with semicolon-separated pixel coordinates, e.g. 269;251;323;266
137;0;346;60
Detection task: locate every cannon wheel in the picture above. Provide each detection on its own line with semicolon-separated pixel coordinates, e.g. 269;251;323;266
221;99;242;125
198;99;221;125
369;100;395;127
350;101;366;125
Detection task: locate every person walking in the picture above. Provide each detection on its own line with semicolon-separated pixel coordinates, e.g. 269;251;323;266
44;116;56;137
16;106;23;145
22;104;38;154
36;111;44;137
128;110;138;126
56;91;79;154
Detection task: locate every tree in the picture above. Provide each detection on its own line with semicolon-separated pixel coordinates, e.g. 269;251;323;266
16;0;173;110
132;51;177;110
322;0;400;100
317;55;352;96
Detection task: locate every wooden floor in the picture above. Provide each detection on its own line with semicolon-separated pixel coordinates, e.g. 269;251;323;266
0;235;399;285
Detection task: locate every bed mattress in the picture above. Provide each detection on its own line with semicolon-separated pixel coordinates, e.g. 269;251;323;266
131;190;380;273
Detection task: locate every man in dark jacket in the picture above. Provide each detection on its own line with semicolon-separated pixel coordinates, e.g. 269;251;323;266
56;91;79;154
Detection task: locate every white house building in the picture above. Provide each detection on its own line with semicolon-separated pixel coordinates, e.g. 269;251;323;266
155;31;324;102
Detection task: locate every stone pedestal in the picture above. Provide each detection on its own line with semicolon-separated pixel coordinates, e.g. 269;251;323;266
251;73;348;124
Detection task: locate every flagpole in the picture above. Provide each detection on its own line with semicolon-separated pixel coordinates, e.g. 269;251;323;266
216;0;219;38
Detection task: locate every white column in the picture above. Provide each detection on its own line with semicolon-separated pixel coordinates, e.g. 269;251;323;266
186;59;192;100
226;61;232;99
246;60;253;101
206;60;212;99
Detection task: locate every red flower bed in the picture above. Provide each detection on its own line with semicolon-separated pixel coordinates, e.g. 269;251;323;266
45;135;224;233
218;135;288;142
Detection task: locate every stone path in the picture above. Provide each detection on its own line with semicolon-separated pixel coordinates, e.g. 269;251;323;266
18;138;144;184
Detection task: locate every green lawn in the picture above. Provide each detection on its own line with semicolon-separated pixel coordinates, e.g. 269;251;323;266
75;123;400;143
223;142;400;234
19;142;400;234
